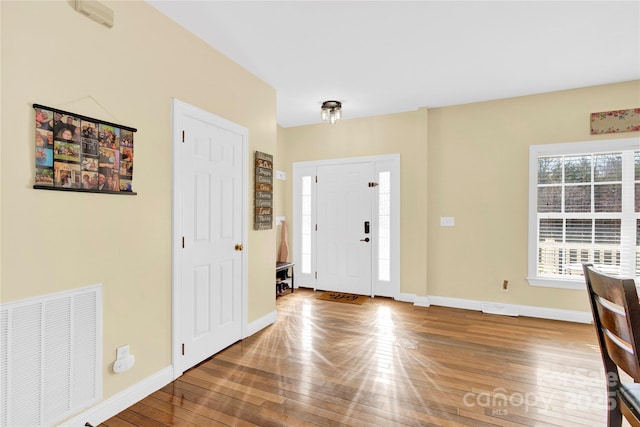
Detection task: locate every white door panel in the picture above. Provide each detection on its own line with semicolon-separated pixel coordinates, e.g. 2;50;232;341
317;162;372;295
181;113;243;371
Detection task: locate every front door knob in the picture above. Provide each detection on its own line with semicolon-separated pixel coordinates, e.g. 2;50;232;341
360;238;370;242
235;244;244;251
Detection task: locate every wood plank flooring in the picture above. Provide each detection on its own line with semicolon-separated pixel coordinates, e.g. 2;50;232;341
101;288;611;426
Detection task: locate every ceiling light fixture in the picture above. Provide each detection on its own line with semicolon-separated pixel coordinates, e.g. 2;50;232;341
320;100;342;124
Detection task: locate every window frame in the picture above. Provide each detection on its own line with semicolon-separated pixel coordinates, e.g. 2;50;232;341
528;137;640;290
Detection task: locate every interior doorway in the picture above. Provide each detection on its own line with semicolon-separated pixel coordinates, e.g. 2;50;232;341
171;99;248;378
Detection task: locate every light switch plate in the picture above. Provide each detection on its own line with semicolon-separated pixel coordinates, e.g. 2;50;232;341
440;217;455;227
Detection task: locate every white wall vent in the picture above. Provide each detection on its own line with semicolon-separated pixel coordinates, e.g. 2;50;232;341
1;284;102;426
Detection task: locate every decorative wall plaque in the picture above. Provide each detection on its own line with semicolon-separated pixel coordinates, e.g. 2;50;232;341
33;103;137;195
254;151;273;230
590;108;640;134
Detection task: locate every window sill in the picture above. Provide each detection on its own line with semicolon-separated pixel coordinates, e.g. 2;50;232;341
527;277;586;290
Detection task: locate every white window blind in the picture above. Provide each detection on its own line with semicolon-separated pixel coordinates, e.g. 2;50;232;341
528;138;640;289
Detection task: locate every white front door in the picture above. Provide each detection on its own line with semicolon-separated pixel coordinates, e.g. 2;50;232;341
177;105;245;372
316;162;373;295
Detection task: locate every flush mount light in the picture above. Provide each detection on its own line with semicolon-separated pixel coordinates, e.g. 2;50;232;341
320;100;342;124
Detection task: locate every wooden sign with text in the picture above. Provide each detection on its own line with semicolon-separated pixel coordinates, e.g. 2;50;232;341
254;151;273;230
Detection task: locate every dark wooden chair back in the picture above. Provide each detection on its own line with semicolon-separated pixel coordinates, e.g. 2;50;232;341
583;263;640;426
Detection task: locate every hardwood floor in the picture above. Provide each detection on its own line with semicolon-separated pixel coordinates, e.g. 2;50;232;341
101;288;610;426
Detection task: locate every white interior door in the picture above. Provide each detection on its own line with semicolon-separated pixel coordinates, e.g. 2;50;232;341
316;162;373;295
177;106;245;372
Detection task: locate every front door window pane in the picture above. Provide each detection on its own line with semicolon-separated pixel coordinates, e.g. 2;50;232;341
378;171;391;281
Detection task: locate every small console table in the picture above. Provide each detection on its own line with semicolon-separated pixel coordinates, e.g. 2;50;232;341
276;262;294;296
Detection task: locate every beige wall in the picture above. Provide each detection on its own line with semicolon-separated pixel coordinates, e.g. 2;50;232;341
280;81;640;312
0;0;276;403
280;110;430;296
274;125;288;259
428;80;640;311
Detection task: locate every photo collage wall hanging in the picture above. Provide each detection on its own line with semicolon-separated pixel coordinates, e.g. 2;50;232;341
33;104;137;194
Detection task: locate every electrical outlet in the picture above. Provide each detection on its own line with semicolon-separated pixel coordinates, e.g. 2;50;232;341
116;345;130;360
502;280;509;292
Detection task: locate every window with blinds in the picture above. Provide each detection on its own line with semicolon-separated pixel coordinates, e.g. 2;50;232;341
528;138;640;289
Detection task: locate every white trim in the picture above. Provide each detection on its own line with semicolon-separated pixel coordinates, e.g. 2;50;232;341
294;153;401;168
418;294;592;324
395;292;416;303
517;305;592;323
532;138;640;157
171;99;182;381
292;164;317;288
428;295;483;312
413;295;431;307
61;366;174;427
171;99;249;380
373;156;401;298
245;310;278;337
481;303;519;317
527;276;586;290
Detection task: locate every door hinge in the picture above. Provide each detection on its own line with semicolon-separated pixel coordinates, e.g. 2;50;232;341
182;236;185;248
368;182;379;188
315;224;317;231
182;343;185;355
315;272;317;279
315;176;317;183
182;130;185;143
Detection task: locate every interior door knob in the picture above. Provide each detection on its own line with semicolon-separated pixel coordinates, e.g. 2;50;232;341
235;244;244;251
360;238;370;242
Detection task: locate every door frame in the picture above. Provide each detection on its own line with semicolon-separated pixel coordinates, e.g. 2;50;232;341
171;98;249;379
293;154;401;298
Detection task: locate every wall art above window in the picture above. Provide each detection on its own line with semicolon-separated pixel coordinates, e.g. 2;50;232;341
590;108;640;135
33;103;137;195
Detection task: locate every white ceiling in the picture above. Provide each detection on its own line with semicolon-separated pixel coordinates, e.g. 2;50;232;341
148;1;640;128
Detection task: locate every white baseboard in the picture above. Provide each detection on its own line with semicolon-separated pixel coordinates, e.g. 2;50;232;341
481;302;519;317
396;293;432;307
518;304;592;323
428;295;483;312
413;295;431;307
395;292;416;303
413;294;591;324
245;309;278;337
61;366;174;427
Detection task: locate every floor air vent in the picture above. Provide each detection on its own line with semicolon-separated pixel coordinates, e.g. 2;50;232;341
1;284;102;426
